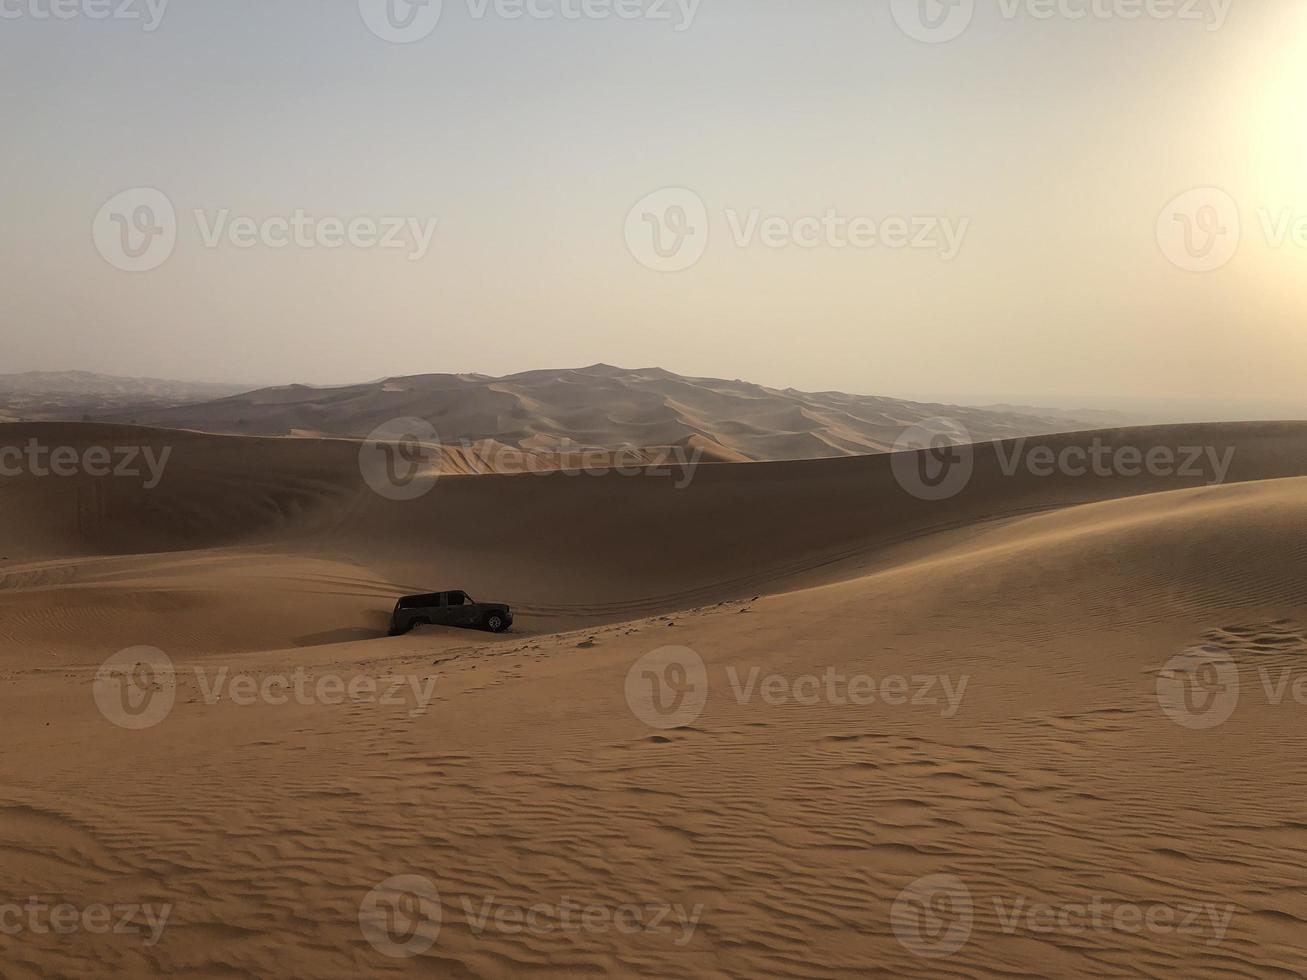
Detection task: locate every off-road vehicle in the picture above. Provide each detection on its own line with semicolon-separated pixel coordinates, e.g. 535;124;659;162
388;591;513;635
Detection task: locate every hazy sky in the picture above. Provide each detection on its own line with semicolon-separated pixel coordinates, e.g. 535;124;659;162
4;0;1306;415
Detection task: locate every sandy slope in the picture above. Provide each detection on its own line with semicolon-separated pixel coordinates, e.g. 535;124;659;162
90;364;1128;462
1;421;1306;976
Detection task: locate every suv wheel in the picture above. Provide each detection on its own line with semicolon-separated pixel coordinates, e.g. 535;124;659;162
485;613;506;633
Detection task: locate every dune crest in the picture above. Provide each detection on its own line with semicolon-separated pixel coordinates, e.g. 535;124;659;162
67;364;1136;463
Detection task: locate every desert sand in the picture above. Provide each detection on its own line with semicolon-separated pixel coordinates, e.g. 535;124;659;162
1;419;1306;976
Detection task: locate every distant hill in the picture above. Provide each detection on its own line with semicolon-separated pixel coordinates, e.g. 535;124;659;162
0;371;249;421
72;363;1128;462
977;403;1137;431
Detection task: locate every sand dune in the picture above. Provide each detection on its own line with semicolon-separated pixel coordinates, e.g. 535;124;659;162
1;419;1306;976
2;419;1304;639
86;364;1132;462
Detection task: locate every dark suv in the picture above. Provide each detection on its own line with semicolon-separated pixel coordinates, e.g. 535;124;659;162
388;591;513;635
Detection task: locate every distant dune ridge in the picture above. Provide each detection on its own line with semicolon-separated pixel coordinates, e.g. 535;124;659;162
18;363;1136;463
0;370;248;421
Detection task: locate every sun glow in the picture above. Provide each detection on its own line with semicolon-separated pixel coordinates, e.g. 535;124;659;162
1249;5;1307;205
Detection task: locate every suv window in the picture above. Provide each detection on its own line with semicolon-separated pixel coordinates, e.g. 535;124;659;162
446;591;468;606
399;594;438;610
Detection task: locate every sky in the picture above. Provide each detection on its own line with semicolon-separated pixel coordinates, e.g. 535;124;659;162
3;0;1307;417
